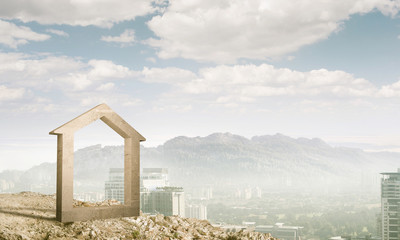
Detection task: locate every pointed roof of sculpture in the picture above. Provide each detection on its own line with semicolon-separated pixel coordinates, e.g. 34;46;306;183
49;103;145;141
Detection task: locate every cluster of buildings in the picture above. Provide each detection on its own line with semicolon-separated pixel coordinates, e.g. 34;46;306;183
102;166;400;240
73;191;104;202
329;236;380;240
330;168;400;240
187;186;213;200
214;222;302;240
255;223;302;240
0;179;14;193
104;168;207;220
104;167;303;239
235;186;262;199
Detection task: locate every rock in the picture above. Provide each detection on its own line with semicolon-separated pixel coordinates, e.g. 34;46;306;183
0;192;277;240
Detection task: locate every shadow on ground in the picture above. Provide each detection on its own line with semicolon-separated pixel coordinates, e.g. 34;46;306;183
0;207;56;221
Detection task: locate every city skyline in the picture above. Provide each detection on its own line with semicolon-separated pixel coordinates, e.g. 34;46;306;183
1;1;400;171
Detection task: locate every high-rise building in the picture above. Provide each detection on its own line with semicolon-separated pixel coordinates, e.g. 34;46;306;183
104;168;169;204
141;168;169;190
376;213;382;238
188;186;213;200
105;168;185;217
104;168;124;203
186;204;207;220
252;186;262;199
255;223;303;240
141;187;185;217
381;169;400;240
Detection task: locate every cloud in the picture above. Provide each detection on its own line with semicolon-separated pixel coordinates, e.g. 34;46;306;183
45;28;69;37
0;52;142;112
1;51;399;114
0;19;50;48
96;82;115;91
0;85;25;101
0;52;86;89
0;0;156;27
204;65;376;99
140;67;196;84
88;59;135;80
0;51;393;108
0;52;137;91
147;0;400;63
53;60;136;91
136;64;384;109
72;91;142;107
101;29;135;45
378;80;400;97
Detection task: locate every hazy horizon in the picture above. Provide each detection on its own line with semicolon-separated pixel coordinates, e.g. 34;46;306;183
1;131;399;173
1;1;400;174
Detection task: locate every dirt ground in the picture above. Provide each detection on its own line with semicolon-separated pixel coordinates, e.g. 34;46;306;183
0;192;275;240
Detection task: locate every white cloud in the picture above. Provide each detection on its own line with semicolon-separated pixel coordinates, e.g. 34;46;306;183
76;92;142;107
0;19;50;48
1;51;394;110
0;85;25;101
0;1;156;27
152;104;192;112
1;51;399;114
140;67;196;84
147;0;400;63
194;65;376;99
53;59;136;91
0;53;137;91
0;53;86;89
136;64;385;109
101;29;135;45
0;53;142;112
378;80;400;97
87;60;135;81
96;82;115;91
46;28;69;37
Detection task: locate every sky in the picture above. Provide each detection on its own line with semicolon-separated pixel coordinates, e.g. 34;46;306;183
1;0;400;171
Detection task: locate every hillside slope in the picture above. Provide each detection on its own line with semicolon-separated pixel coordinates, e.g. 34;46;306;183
0;192;275;240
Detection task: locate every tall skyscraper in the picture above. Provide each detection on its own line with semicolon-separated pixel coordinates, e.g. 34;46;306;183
104;168;169;204
105;167;185;217
104;168;124;203
141;187;185;217
381;169;400;240
141;168;169;190
186;204;207;220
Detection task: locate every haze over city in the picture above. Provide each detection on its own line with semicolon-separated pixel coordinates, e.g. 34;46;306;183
1;0;400;172
3;2;400;239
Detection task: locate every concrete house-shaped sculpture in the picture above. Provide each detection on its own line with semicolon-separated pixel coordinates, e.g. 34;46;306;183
49;103;145;222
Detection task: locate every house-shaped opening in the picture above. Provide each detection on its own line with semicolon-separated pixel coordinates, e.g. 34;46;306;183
73;120;124;204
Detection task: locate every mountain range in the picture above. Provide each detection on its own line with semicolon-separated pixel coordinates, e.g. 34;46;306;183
1;133;398;194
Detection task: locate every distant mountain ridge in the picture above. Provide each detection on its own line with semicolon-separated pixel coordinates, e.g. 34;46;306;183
0;133;398;194
143;133;397;190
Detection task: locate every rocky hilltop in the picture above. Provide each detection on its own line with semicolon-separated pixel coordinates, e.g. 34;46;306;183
0;192;275;240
